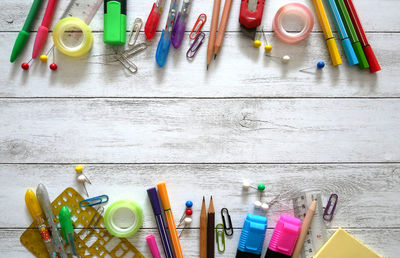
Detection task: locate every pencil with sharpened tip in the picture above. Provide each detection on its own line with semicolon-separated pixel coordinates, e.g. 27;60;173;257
200;197;207;258
292;200;317;258
207;0;221;70
207;196;215;258
214;0;233;59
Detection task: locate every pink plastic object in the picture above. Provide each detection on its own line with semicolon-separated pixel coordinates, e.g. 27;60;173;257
272;3;314;44
32;0;58;58
268;214;301;256
146;235;161;258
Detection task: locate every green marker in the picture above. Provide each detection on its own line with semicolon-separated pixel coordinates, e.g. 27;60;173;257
335;0;369;69
104;0;126;45
10;0;43;62
59;206;78;256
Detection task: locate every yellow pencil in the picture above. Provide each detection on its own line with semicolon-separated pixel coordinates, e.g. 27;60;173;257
313;0;342;66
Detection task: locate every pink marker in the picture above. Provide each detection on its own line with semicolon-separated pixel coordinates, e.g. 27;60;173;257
265;214;302;258
146;235;161;258
32;0;58;58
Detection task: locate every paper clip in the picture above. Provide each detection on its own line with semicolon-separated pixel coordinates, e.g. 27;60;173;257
186;32;205;59
116;43;148;73
323;193;338;222
221;208;233;236
79;195;109;207
216;223;225;253
121;42;148;59
189;13;207;40
128;18;143;47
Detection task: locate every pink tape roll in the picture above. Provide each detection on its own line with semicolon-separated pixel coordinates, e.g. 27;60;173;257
272;3;314;44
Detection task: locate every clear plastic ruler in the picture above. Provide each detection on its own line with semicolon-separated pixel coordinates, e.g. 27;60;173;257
61;0;103;24
293;191;328;258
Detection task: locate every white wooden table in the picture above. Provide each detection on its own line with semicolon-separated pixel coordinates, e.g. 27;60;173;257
0;0;399;257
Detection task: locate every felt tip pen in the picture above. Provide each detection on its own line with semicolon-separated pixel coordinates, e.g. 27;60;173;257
155;0;179;67
312;0;342;66
10;0;43;62
335;0;369;70
59;206;78;256
104;0;127;45
326;0;358;66
147;187;174;258
171;0;192;49
32;0;58;59
145;0;166;40
344;0;381;73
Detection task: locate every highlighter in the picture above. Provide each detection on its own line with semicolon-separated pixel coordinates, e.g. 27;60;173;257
104;0;126;45
335;0;369;70
312;0;342;66
236;214;267;257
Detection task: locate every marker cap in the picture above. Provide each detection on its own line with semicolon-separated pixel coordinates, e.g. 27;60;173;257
352;41;369;70
10;30;30;62
363;45;381;73
147;187;162;215
104;0;127;45
326;38;342;66
342;38;358;66
144;3;161;40
25;189;43;220
156;182;171;210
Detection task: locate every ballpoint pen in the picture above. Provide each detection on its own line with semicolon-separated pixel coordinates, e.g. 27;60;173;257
145;0;166;40
326;0;358;66
155;0;179;67
344;0;381;73
25;189;54;256
10;0;43;62
36;184;68;258
59;206;78;256
171;0;192;49
32;0;58;58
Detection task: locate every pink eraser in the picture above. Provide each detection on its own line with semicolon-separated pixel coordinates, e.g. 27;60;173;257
268;214;302;256
146;235;161;258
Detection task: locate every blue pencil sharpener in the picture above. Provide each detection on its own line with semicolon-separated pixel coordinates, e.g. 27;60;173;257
236;214;268;258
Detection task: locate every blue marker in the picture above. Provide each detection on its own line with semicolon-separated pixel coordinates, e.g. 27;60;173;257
326;0;358;66
236;214;267;257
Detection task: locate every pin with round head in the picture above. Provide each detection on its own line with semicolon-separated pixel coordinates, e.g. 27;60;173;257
300;61;325;72
261;27;272;53
178;201;194;226
75;165;91;197
179;217;193;238
21;58;33;70
40;55;48;63
266;54;291;63
242;180;258;190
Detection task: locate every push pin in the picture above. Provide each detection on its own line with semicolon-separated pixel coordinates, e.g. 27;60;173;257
242;180;271;211
261;27;272;53
75;165;91;197
178;217;193;238
21;58;33;70
178;200;193;226
300;61;325;72
266;54;291;63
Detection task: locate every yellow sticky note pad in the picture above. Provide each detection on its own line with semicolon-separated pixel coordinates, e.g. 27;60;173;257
315;228;381;258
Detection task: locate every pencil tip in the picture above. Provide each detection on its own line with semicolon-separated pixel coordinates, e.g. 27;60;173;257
207;65;209;70
211;195;213;200
203;196;205;201
214;54;217;60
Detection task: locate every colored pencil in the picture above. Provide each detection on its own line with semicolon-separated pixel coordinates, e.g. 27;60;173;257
214;0;233;58
207;0;221;69
207;196;215;258
200;196;207;258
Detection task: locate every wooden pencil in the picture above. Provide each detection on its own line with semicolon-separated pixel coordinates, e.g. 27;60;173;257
207;196;215;258
214;0;233;58
292;200;317;258
200;196;207;258
207;0;221;69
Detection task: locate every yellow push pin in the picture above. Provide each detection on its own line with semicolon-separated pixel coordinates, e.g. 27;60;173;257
261;27;272;53
39;55;48;63
264;44;272;53
253;40;262;48
75;165;91;197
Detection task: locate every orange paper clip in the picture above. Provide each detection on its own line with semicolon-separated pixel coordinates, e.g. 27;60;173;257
189;13;207;40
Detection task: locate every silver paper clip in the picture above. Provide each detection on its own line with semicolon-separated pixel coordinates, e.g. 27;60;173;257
116;43;148;73
186;32;205;59
128;18;143;47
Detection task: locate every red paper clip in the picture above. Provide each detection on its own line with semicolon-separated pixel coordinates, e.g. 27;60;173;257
189;13;207;40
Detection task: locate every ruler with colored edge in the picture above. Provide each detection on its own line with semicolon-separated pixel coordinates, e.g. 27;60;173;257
293;191;328;258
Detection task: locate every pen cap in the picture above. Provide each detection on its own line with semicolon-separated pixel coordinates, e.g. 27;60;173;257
363;45;381;73
145;3;161;40
156;182;171;210
342;38;358;66
237;214;268;255
326;38;342;66
155;30;171;67
352;41;369;70
59;206;74;243
104;0;126;45
10;30;30;62
147;187;162;215
146;235;162;258
171;12;186;49
25;189;43;220
267;214;301;257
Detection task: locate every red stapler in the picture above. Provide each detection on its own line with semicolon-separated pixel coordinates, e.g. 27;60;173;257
239;0;266;39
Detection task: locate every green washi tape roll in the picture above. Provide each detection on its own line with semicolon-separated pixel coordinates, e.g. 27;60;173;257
104;200;143;238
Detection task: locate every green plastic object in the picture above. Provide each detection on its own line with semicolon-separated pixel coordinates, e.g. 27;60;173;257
59;206;74;243
104;0;126;45
335;0;369;69
104;200;143;238
10;0;43;62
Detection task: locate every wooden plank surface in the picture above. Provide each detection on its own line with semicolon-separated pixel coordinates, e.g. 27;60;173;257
0;99;399;163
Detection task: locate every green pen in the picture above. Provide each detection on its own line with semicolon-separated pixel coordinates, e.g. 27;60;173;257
335;0;369;69
10;0;43;62
104;0;127;45
59;206;78;256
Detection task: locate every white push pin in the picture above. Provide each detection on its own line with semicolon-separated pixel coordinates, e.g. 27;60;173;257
261;202;269;211
242;180;259;190
300;61;325;72
179;217;193;238
75;165;91;197
254;200;262;208
266;54;291;63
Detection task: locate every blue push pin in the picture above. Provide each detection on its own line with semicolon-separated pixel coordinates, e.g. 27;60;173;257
178;200;194;226
185;200;193;208
300;61;325;72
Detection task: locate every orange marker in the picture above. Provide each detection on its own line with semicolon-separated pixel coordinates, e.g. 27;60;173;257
157;182;183;258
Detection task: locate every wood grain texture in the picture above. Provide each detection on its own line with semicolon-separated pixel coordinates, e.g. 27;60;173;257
0;32;398;98
0;0;398;32
0;99;399;163
1;164;399;228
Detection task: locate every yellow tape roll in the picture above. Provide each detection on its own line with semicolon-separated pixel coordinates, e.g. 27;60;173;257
53;17;93;57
